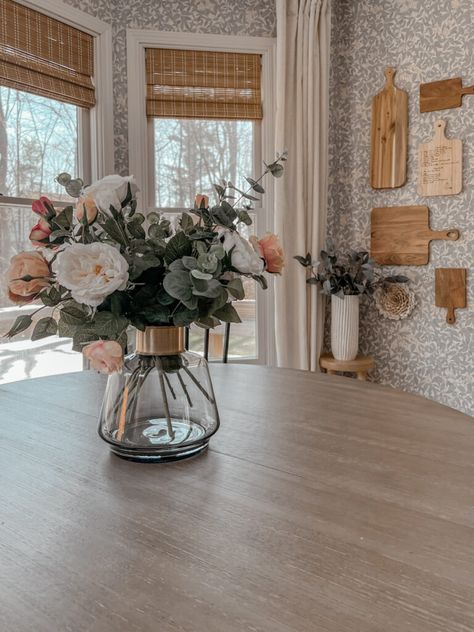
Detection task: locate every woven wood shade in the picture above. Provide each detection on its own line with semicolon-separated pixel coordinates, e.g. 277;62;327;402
0;0;95;109
146;48;262;120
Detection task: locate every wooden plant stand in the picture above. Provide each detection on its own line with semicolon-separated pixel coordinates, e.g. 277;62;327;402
320;354;375;381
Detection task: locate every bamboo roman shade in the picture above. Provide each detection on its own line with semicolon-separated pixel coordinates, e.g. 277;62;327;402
146;48;262;120
0;0;95;108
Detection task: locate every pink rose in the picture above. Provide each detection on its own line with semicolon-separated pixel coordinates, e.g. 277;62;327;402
29;217;52;246
250;233;285;274
7;251;50;304
75;196;98;224
83;340;124;374
32;196;55;217
194;194;209;209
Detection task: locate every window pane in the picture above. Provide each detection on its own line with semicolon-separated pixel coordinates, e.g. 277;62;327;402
0;206;82;382
0;86;78;201
154;118;254;208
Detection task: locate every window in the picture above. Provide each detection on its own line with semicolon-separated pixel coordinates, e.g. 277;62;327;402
0;0;112;383
143;44;266;362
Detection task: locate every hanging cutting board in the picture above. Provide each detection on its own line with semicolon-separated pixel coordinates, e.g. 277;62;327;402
371;205;459;265
420;77;474;112
370;67;408;189
417;119;462;196
435;268;466;324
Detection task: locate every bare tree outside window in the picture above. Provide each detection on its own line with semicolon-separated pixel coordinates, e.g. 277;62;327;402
0;87;78;309
0;87;82;382
154;119;253;208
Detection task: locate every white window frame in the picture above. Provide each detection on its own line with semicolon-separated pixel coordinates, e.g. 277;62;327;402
0;0;114;209
127;29;276;366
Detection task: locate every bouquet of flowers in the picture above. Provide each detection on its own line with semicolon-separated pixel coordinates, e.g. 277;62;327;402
5;154;286;373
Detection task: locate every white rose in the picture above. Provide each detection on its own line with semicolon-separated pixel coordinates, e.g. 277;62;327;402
219;229;264;275
53;243;129;307
81;175;138;213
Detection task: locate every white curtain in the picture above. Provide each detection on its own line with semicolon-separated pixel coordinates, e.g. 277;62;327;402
273;0;331;371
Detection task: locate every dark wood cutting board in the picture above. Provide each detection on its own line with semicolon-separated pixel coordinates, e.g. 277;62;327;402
435;268;466;324
370;68;408;189
420;77;474;112
371;205;459;265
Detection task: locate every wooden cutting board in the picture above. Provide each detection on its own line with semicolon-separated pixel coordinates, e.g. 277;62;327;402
370;67;408;189
420;77;474;112
371;205;460;265
435;268;466;324
418;119;462;196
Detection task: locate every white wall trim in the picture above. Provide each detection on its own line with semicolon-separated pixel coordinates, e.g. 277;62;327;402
127;29;277;365
16;0;114;178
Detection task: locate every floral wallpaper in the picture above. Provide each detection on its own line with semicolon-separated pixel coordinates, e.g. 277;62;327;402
327;0;474;415
63;0;276;175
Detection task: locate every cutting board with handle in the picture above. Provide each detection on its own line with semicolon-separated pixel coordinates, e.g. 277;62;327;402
420;77;474;112
371;205;460;265
435;268;466;324
370;67;408;189
418;119;462;196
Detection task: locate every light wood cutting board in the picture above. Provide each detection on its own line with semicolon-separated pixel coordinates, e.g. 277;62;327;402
371;205;460;265
418;119;462;196
370;67;408;189
420;77;474;112
435;268;466;324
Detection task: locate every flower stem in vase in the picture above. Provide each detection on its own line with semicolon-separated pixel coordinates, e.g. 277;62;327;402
155;357;175;441
182;365;215;404
163;372;176;400
177;371;193;408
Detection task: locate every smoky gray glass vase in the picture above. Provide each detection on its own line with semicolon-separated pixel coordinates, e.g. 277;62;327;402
98;326;220;462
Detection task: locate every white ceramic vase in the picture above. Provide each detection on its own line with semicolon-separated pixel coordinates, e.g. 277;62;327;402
331;295;360;361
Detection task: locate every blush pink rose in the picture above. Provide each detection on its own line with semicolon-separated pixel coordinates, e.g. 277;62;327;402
83;340;124;374
32;196;54;217
29;217;52;246
250;233;285;274
194;194;209;209
7;251;50;304
75;196;98;224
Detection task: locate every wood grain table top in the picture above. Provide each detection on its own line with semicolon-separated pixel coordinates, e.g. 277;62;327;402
0;366;473;632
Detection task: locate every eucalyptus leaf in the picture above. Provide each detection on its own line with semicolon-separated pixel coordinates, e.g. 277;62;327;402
93;311;129;335
164;231;192;264
192;278;222;298
31;317;57;341
40;286;62;306
227;183;259;201
226;278;245;300
237;210;252;226
173;306;199;327
180;213;194;233
191;269;213;281
6;314;33;338
182;256;198;270
130;253;161;280
163;270;194;304
127;218;146;239
147;211;161;224
60;305;86;326
214;303;241;323
245;177;265;193
101;219;127;245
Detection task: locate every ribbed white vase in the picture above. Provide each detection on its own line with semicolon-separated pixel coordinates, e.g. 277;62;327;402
331;295;360;361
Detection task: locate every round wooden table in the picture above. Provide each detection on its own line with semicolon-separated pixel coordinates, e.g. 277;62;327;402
1;366;473;631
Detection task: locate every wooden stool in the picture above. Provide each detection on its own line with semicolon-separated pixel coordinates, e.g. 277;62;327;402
320;354;375;381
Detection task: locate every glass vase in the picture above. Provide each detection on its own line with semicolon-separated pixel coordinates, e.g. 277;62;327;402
98;326;220;462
